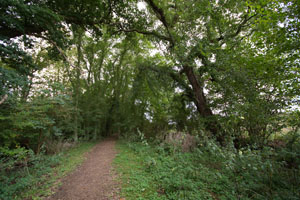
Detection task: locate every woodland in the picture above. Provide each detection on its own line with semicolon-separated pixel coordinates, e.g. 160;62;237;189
0;0;300;199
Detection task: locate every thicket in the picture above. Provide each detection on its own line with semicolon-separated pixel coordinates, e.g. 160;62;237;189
0;142;95;200
0;148;61;199
116;132;300;200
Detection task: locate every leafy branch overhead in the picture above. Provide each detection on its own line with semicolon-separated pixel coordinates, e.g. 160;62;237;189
0;0;299;155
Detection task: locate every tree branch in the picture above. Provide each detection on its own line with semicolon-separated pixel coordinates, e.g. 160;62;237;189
145;0;175;46
140;65;194;99
31;34;77;69
0;24;44;39
145;0;169;29
117;28;172;42
217;14;257;41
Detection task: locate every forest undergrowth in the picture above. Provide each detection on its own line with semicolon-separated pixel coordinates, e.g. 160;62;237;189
0;141;96;200
114;135;300;200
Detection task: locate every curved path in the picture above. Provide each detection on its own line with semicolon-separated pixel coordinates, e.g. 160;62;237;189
49;138;120;200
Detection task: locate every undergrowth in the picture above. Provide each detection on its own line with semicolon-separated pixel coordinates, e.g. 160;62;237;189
0;141;96;200
115;139;300;200
114;141;164;200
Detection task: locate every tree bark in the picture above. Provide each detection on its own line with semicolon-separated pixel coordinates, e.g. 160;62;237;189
183;65;225;145
73;30;83;142
183;65;212;117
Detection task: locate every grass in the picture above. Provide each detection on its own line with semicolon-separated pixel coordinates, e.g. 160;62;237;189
114;139;300;200
114;141;166;200
0;141;96;200
113;141;216;200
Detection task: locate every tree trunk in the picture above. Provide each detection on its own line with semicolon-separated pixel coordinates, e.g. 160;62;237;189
183;65;225;145
73;29;83;142
93;125;98;140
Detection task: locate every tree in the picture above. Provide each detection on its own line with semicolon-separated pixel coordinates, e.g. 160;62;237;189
110;0;300;145
0;0;112;99
1;0;299;148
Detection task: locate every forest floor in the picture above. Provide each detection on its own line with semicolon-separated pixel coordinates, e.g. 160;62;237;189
48;138;120;200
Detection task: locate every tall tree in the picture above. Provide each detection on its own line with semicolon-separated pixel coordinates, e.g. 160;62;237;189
111;0;299;144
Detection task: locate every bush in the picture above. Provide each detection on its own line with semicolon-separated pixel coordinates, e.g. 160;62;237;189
117;138;300;200
0;147;61;200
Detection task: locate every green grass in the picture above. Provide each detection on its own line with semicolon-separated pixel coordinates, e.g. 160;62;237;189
114;141;217;200
114;141;166;200
0;141;96;200
114;139;300;200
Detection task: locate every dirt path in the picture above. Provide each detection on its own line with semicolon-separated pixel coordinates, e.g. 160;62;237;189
48;138;120;200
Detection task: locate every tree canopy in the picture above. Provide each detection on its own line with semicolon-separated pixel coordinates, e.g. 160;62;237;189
0;0;299;148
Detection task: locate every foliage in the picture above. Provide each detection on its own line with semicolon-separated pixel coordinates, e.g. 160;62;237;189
115;139;300;200
110;0;300;144
0;83;75;153
0;141;96;200
114;141;165;200
0;147;61;200
0;0;300;198
1;0;299;146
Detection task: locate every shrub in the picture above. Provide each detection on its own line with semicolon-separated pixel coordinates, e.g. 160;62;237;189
118;138;300;200
0;147;61;200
